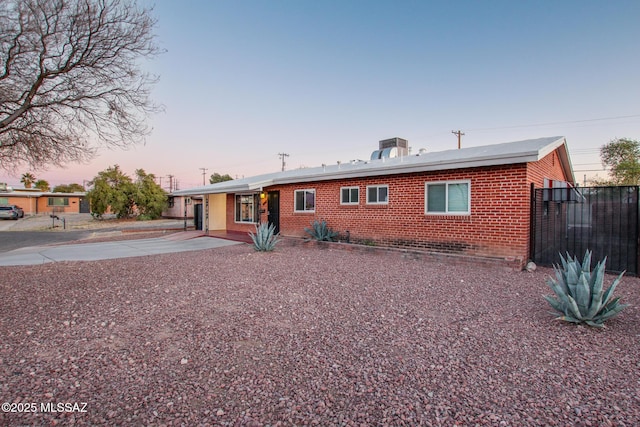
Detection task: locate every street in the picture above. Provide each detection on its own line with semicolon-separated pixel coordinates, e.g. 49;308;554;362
0;214;188;252
0;230;91;252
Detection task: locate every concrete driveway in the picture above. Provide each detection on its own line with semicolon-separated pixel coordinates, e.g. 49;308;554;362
0;213;244;266
0;233;242;266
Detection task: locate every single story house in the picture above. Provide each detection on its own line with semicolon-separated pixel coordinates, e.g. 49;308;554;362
163;194;203;220
173;136;574;265
0;188;89;215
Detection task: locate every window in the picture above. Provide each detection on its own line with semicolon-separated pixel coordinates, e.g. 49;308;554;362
48;197;69;207
294;189;315;212
0;197;7;205
425;181;470;214
168;197;175;208
340;187;359;205
366;185;388;204
235;194;259;223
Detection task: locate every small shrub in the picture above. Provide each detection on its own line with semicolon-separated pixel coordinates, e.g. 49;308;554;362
304;220;339;242
249;222;279;252
544;250;628;328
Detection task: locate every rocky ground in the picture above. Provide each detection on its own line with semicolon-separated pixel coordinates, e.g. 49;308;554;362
1;241;639;426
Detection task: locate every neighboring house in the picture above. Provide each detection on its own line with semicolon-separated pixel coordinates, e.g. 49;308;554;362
0;187;89;215
163;194;202;219
173;136;574;266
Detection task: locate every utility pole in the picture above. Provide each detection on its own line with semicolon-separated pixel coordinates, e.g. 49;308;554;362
451;130;465;149
167;174;174;192
278;152;290;172
199;167;208;185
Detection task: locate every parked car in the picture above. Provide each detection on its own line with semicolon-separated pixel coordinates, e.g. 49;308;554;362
0;205;24;220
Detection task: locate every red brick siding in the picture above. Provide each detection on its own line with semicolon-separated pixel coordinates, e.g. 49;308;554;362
526;150;572;186
259;165;523;259
248;148;573;262
225;193;259;233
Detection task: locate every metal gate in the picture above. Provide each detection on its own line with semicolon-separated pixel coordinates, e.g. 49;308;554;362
531;186;639;274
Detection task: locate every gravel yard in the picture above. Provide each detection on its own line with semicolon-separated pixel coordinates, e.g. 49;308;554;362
1;242;639;426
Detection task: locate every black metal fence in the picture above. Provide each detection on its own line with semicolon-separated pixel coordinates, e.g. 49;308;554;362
531;186;639;274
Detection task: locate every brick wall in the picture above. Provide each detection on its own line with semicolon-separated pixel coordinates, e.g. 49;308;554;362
225;193;259;233
257;149;572;263
36;196;82;214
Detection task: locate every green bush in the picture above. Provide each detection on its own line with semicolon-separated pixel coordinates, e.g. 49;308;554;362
544;250;628;328
304;219;339;242
249;222;280;252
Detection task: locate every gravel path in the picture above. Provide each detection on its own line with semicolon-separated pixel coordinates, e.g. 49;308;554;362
1;243;639;426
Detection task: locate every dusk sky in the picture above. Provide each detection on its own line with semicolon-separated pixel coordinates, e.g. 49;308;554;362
2;0;639;190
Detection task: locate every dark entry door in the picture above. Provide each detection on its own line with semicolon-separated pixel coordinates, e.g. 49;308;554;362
267;191;280;235
193;203;203;230
79;197;90;213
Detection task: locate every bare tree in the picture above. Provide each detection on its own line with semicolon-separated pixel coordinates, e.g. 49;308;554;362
0;0;163;170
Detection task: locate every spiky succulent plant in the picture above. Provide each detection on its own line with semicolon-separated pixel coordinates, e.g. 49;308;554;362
304;219;339;242
249;222;280;252
544;250;628;328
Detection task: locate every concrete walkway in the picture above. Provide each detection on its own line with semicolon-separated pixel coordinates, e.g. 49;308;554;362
0;234;242;266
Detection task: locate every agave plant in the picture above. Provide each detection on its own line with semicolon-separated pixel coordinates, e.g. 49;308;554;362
304;219;339;242
544;250;628;328
249;222;280;252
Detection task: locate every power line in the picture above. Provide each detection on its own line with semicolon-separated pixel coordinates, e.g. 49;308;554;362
199;167;208;185
166;174;174;192
278;152;289;172
571;148;601;153
451;130;465;149
466;114;640;132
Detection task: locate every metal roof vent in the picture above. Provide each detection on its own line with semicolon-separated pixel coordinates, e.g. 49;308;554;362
370;147;398;160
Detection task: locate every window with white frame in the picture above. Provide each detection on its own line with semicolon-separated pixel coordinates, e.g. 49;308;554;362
340;186;359;205
294;189;315;212
425;181;470;214
235;194;259;223
366;185;388;204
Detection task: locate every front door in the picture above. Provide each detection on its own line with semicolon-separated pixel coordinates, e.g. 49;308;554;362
267;191;280;235
79;197;90;213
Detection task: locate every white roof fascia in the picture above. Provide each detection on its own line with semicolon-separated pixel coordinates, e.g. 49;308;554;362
172;136;572;194
4;191;45;197
172;181;266;196
537;137;566;159
271;136;569;185
247;179;274;191
272;152;548;185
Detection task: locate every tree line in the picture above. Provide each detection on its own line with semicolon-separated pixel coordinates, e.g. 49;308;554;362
597;138;640;185
20;172;84;192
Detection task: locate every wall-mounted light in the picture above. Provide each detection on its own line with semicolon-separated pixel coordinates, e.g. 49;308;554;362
260;191;266;200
